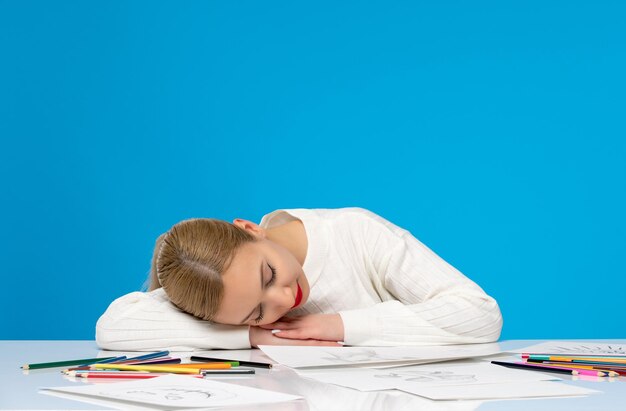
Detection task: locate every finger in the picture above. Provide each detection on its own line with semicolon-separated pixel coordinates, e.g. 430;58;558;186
258;320;292;329
272;330;309;340
292;339;342;347
276;316;299;323
260;321;300;330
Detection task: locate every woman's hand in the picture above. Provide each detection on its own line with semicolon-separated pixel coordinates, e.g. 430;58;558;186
249;324;341;347
258;313;345;343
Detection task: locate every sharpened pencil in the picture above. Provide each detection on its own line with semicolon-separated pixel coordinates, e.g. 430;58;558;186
524;355;626;364
68;371;203;379
153;362;232;369
202;368;255;375
120;357;182;366
525;361;620;376
93;364;203;374
111;351;170;363
21;357;116;370
190;356;272;369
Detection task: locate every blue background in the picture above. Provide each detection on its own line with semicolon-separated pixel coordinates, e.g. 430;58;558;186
1;1;624;340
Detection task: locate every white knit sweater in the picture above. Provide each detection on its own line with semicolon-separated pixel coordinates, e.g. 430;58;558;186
96;207;503;351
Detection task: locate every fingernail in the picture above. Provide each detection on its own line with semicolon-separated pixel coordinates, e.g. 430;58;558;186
271;329;281;334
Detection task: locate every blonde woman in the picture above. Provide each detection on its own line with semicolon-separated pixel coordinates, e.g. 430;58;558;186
96;207;503;351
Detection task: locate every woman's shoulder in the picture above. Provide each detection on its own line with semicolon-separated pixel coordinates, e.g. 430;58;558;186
312;207;391;225
274;206;381;220
261;207;403;234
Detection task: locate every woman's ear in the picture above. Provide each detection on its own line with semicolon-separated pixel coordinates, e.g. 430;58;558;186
232;218;266;239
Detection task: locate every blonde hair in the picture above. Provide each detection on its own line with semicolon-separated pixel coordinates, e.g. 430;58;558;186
147;218;258;321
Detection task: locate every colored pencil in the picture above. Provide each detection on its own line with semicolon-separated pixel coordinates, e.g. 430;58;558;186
121;357;182;365
69;371;203;379
202;368;255;375
93;364;203;374
64;358;182;373
152;362;232;369
524;355;626;363
491;361;607;376
527;358;626;367
522;352;626;357
111;351;170;363
525;361;621;376
63;356;131;372
21;356;116;370
574;369;610;377
87;356;128;365
190;356;272;369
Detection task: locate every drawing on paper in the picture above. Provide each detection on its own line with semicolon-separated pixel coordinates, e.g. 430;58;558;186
550;344;626;356
320;348;415;364
374;370;476;384
100;385;237;403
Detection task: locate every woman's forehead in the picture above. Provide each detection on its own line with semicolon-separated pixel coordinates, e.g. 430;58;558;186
225;241;265;276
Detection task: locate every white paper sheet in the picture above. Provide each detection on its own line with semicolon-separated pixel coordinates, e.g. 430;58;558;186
40;374;301;409
259;343;502;369
41;389;168;411
510;341;626;356
297;362;559;392
397;380;599;400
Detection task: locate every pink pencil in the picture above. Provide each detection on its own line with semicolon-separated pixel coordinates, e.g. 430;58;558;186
520;361;608;376
572;369;608;377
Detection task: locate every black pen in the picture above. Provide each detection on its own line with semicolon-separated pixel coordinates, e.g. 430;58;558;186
191;356;273;369
202;368;256;375
491;360;574;375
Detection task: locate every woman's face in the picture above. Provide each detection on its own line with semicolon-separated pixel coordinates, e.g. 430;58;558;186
212;229;310;326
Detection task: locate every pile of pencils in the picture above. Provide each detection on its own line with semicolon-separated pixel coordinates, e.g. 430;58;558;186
492;353;626;377
21;351;270;380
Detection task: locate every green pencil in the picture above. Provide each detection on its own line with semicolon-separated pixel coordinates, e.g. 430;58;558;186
21;356;116;370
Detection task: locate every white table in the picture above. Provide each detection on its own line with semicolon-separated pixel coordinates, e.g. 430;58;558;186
1;340;624;410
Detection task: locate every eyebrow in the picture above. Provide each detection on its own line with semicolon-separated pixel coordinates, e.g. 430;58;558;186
240;259;264;324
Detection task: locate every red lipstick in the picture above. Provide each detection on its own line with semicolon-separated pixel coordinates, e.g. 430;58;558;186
291;282;303;309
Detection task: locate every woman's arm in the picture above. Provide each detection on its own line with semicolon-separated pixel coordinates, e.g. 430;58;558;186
95;288;250;351
337;210;503;346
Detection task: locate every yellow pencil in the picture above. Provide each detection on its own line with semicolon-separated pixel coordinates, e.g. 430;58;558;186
93;364;202;374
156;362;231;369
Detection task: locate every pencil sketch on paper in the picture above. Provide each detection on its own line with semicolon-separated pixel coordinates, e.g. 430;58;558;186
320;348;415;364
100;385;237;403
41;374;302;408
374;370;477;384
550;344;626;356
259;343;502;369
513;341;626;357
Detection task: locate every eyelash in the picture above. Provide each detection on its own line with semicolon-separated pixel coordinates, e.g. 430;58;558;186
253;264;277;323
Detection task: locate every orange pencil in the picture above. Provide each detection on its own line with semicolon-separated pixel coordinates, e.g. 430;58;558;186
524;355;626;364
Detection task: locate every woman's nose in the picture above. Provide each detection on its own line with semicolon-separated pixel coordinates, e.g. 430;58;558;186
268;285;294;310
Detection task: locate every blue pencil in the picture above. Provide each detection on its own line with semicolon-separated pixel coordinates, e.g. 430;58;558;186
112;351;170;363
78;356;127;366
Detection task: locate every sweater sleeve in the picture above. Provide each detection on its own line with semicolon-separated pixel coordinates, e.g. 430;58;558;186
338;210;503;346
95;288;251;351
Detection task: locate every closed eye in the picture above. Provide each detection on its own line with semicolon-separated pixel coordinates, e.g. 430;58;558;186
253;263;277;323
267;263;277;286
